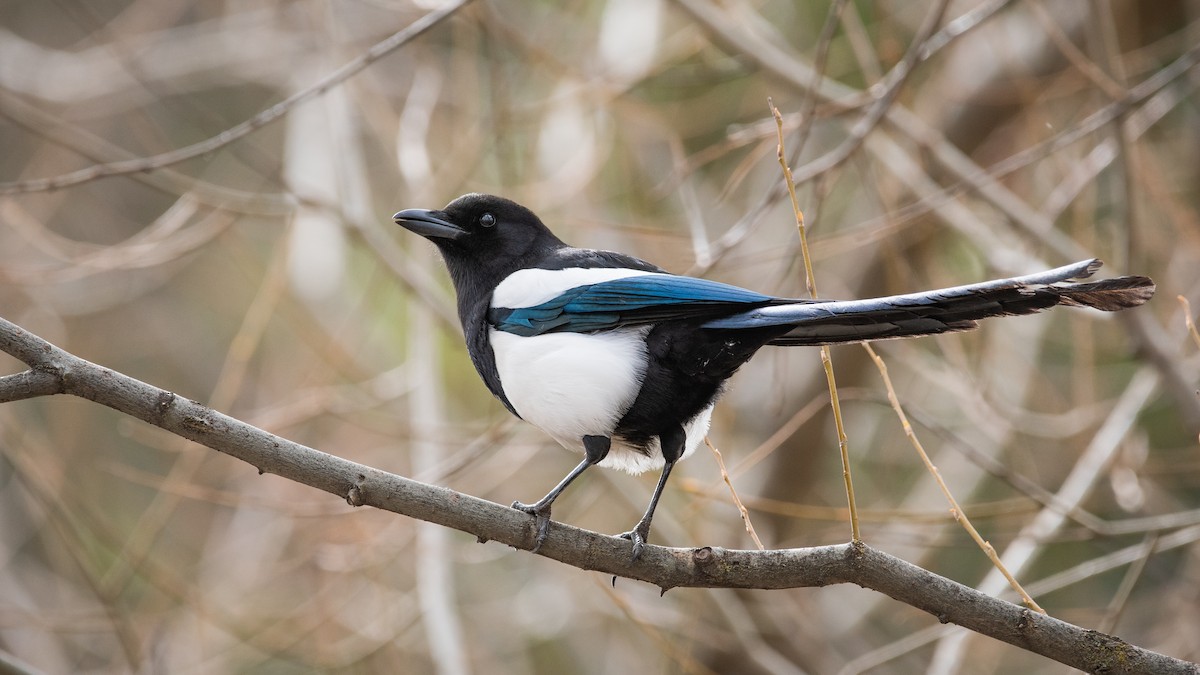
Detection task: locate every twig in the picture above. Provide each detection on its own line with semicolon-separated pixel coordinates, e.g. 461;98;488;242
930;366;1161;670
1097;533;1157;634
1175;296;1200;445
1027;2;1127;101
891;390;1200;538
1179;296;1200;352
770;98;860;543
862;344;1044;613
704;437;764;550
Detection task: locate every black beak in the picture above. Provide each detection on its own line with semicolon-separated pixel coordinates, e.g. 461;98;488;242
393;209;466;240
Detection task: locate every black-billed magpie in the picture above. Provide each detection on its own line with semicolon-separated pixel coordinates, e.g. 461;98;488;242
394;193;1155;561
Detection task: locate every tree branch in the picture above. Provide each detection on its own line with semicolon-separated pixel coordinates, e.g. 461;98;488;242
0;315;1194;674
0;369;62;402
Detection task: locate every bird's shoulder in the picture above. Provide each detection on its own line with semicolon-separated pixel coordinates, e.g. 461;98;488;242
532;246;668;274
487;246;672;312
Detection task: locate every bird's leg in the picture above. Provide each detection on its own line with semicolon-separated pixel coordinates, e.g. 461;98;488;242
512;434;610;553
620;425;685;563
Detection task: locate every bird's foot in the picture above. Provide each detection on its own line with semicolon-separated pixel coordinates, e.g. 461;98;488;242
618;520;652;564
511;500;552;553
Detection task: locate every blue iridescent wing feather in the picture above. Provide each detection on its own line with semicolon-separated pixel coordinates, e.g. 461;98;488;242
490;274;786;336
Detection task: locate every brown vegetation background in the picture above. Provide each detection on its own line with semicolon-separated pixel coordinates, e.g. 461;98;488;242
1;1;1198;673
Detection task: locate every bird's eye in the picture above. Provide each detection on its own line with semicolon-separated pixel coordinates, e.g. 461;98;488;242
480;213;496;228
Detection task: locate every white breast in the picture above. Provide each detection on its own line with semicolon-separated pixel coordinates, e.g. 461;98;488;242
490;326;648;447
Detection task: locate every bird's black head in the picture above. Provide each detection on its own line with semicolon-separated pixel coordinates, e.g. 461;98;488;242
394;193;566;302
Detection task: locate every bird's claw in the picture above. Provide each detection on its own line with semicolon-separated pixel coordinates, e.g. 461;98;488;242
511;500;551;553
618;521;652;563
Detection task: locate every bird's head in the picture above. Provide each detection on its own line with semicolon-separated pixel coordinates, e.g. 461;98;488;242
394;194;564;281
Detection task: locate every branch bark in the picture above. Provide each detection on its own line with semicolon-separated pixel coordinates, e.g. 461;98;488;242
0;315;1194;674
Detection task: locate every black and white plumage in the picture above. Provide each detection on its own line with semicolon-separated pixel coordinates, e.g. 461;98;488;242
394;193;1155;560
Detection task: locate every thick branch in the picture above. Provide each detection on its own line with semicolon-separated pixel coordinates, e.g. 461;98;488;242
0;315;1194;674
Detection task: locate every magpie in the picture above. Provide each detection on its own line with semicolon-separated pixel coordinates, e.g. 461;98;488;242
394;193;1155;561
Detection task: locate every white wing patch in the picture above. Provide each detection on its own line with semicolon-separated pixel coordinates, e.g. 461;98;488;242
491;267;658;309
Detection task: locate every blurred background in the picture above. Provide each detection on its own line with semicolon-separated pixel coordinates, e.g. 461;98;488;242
1;0;1198;673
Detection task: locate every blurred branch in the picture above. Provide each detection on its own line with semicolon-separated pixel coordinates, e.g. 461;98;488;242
787;0;950;186
1180;296;1200;351
897;399;1200;538
930;365;1162;672
864;343;1043;613
0;0;474;196
678;0;1200;438
1;316;1196;674
0;648;43;675
678;0;1200;269
0;93;295;215
0;197;239;285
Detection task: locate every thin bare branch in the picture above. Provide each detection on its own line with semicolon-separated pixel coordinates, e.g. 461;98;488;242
864;344;1043;613
771;98;859;542
704;437;764;550
0;1;475;196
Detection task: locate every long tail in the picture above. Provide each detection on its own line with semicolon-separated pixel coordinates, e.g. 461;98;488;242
701;259;1155;347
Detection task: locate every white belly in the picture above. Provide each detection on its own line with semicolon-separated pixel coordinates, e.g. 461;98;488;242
490;327;712;474
490;327;647;443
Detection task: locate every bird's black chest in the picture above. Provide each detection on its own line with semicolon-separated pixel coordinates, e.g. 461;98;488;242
614;321;774;444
